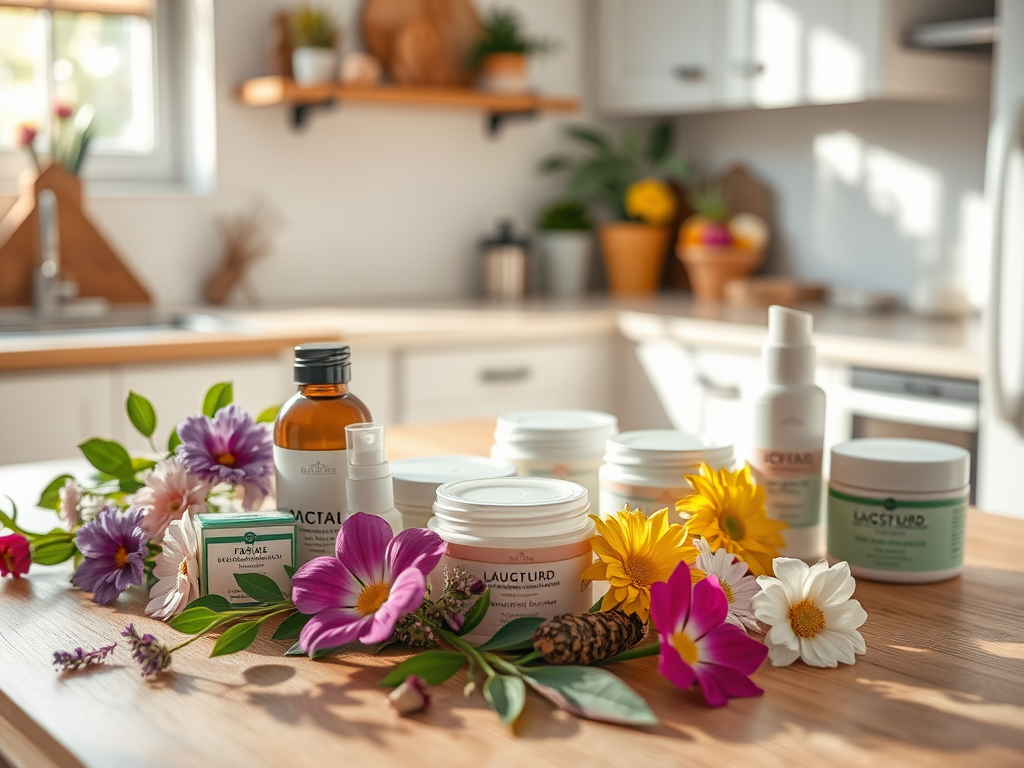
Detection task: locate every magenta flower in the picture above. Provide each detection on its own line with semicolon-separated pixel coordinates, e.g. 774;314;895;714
71;507;148;605
177;405;273;508
651;561;769;707
0;532;30;578
292;513;446;654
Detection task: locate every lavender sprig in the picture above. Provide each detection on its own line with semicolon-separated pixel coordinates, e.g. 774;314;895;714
122;623;172;677
53;643;117;671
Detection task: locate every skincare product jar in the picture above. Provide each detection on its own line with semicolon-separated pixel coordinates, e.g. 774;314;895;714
827;438;970;584
429;477;596;645
491;409;618;504
391;455;517;528
599;430;735;516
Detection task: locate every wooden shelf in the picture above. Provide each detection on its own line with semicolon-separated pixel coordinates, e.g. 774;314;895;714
236;76;580;134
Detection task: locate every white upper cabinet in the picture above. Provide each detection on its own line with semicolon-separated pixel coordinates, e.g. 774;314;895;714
598;0;991;115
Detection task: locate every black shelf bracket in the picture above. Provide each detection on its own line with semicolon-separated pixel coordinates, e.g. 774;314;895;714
486;109;538;137
291;99;336;129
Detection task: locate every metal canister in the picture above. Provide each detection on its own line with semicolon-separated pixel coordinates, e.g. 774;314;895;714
480;221;528;301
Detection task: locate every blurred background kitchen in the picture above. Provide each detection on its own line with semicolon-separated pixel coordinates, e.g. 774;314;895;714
4;0;1023;517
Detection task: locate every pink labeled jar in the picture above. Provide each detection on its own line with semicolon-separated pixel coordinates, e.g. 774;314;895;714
428;477;595;645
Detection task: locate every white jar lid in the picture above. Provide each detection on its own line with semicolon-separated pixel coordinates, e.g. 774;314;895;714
830;438;970;494
392;455;517;508
494;409;618;453
604;430;734;469
431;476;593;546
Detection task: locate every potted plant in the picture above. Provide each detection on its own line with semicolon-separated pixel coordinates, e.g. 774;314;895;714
537;200;592;297
677;185;769;301
470;8;556;93
540;123;689;295
291;6;340;86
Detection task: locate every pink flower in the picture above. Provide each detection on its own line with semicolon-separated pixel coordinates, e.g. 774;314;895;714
0;533;30;578
54;102;74;119
291;513;446;655
651;561;768;707
17;123;37;148
129;458;211;541
58;478;81;531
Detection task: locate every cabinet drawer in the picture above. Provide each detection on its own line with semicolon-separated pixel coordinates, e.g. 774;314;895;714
399;340;610;422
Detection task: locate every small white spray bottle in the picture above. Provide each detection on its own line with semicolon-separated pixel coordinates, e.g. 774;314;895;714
345;422;404;535
749;306;826;561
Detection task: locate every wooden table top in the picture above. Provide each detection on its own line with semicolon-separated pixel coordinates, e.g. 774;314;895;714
1;420;1022;768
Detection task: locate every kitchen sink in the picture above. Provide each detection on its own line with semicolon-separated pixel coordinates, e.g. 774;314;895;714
0;309;252;336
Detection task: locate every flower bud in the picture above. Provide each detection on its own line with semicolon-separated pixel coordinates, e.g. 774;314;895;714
468;578;486;595
387;675;431;715
17;123;37;148
55;102;74;119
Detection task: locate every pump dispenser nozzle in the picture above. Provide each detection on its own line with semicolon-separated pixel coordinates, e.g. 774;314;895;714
764;305;816;385
348;422;387;470
345;422;403;533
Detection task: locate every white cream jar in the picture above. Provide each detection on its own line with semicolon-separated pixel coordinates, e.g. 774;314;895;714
827;438;970;584
391;455;516;529
428;477;595;645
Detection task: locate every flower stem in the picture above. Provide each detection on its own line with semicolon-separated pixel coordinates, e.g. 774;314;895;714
597;640;661;665
514;649;544;666
439;630;496;679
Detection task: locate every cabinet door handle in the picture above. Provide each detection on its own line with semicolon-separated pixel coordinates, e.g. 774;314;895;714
479;366;532;384
674;65;706;82
697;374;741;400
732;60;765;77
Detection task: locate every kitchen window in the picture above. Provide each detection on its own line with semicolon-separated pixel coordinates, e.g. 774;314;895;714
0;0;215;188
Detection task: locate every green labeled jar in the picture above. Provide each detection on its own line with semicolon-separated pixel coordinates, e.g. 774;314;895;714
827;438;969;584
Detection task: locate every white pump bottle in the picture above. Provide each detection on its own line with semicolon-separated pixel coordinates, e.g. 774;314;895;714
345;422;404;535
748;306;826;561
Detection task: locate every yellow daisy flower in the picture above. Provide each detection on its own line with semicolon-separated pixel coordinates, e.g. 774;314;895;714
625;178;676;226
675;464;787;578
582;506;696;622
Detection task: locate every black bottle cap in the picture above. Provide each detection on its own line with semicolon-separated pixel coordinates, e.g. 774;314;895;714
293;342;351;384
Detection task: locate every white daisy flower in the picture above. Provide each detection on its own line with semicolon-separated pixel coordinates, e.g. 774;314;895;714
145;510;200;621
693;537;761;631
751;557;867;668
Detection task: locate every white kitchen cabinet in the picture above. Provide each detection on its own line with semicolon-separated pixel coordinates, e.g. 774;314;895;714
398;338;612;424
0;368;114;464
114;355;294;453
598;0;990;115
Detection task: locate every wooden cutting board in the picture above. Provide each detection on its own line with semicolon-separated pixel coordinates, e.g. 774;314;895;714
363;0;482;86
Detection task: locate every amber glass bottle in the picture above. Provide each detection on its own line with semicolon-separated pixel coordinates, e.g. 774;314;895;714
274;343;371;565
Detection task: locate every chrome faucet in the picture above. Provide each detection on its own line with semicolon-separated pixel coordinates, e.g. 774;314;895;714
33;190;79;317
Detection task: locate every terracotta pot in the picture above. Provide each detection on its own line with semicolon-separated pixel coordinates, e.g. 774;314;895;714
599;223;669;295
678;243;765;302
480;53;528;93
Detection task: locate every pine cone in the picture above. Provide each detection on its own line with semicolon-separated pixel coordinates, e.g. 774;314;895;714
532;611;646;665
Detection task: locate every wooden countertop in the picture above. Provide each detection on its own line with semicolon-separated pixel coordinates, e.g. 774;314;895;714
1;420;1021;768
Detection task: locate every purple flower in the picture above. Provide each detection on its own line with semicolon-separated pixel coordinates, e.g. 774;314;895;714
177;405;273;508
71;506;147;605
291;513;446;655
53;643;117;671
122;623;172;677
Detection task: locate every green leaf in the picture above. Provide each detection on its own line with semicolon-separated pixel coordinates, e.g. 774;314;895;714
284;641;306;656
78;438;134;479
524;666;658;726
167;428;182;454
484;674;526;727
271;611;311;641
658;154;691;183
565;125;612;153
256;405;280;424
118;478;145;495
646;122;673;164
184;594;234;613
210;620;260;657
378;650;466;687
310;644;346;659
131;457;157;472
169;606;226;635
233;573;285;604
29;532;77;565
456;588;490;637
283;564;297;579
538;155;573;173
589;596;604;613
202;382;233;418
37;474;74;511
125;391;157;438
476;616;544;652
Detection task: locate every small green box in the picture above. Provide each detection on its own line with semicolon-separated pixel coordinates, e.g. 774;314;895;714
193;511;297;606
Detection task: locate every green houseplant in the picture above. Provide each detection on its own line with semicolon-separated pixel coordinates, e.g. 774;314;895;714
290;6;340;86
540;123;690;295
537;200;593;297
471;8;557;93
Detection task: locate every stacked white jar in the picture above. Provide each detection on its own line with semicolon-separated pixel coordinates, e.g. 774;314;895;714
391;455;517;529
491;409;617;504
827;438;970;584
599;430;735;516
429;477;595;645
